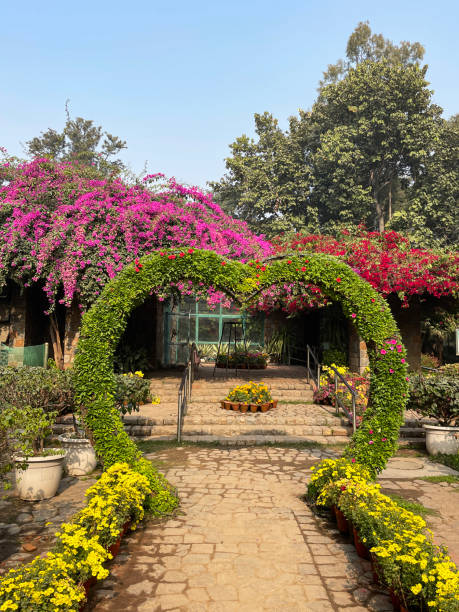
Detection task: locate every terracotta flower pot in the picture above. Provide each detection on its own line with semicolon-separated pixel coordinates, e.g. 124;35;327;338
370;553;380;585
240;403;249;413
260;402;270;412
389;589;401;612
250;404;258;413
271;399;278;409
334;507;349;534
353;526;370;560
108;536;122;558
231;402;240;411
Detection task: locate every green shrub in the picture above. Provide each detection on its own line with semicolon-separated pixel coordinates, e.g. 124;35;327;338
421;353;441;369
407;372;459;426
114;372;155;415
322;348;347;367
0;364;76;415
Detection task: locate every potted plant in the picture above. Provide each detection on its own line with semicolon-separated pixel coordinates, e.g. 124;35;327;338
58;413;98;476
0;404;66;500
408;367;459;455
223;382;276;412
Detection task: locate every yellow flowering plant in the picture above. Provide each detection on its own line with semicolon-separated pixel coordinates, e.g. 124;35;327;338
310;460;459;611
225;381;272;404
0;463;157;611
0;556;85;611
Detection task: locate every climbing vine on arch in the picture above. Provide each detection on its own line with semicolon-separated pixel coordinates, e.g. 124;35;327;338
74;248;408;478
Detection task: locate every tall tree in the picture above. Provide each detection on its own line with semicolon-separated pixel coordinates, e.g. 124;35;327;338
320;21;425;88
26;103;127;176
389;115;459;248
307;60;442;232
210;112;316;237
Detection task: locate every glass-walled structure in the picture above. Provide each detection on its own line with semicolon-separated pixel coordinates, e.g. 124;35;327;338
163;297;264;365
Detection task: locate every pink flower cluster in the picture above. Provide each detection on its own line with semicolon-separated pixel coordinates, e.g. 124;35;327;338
0;159;272;310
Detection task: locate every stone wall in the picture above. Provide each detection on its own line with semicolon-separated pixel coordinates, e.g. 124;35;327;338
348;320;369;374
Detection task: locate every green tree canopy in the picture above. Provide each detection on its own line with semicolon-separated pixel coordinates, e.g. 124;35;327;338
307;59;443;232
26;103;127;176
210;112;315;237
320;20;425;88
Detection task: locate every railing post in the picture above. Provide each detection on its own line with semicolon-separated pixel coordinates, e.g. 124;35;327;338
306;348;310;383
335;374;339;416
317;363;321;390
177;391;182;443
352;393;356;434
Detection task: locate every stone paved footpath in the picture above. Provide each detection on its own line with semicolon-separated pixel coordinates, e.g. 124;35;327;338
89;447;392;612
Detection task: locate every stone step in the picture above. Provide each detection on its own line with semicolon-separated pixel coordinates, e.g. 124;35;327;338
180;434;348;445
191;392;314;403
399;427;425;439
184;415;346;427
181;423;350;437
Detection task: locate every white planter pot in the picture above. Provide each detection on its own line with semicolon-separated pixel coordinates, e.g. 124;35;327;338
423;424;459;456
58;435;98;476
15;450;66;501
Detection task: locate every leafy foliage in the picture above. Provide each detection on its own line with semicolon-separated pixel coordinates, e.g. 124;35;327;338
0;404;59;458
74;248;408;477
210;112;315;237
407;371;459;426
25;104;127;177
0;365;76;415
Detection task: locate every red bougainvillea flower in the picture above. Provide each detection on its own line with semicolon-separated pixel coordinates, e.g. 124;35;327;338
187;248;194;254
168;254;176;260
221;261;226;266
301;266;306;272
287;260;292;264
336;277;341;283
340;485;346;491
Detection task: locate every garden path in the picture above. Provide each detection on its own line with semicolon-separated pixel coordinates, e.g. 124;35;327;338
89;447;391;612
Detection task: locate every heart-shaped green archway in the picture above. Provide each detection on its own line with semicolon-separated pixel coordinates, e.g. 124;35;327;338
74;249;408;477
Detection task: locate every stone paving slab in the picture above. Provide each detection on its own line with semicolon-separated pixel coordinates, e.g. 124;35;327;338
89;447;390;611
379;456;459;479
0;473;98;572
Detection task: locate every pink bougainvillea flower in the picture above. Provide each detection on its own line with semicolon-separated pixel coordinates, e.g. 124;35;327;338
369;430;373;434
401;358;406;363
389;368;394;373
351;458;356;463
380;349;387;355
368;440;374;445
351;313;356;318
382;437;387;442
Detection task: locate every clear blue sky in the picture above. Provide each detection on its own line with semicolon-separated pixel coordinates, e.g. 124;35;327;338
1;0;458;188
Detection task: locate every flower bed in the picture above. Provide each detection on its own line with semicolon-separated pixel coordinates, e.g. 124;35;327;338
216;350;268;369
222;382;276;412
0;463;164;611
313;363;369;425
308;459;459;611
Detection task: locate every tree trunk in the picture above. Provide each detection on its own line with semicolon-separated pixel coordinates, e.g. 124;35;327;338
374;194;385;232
388;186;392;221
370;170;385;232
49;313;64;370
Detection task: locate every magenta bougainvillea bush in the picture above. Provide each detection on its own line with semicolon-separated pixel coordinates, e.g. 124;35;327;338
0;158;272;312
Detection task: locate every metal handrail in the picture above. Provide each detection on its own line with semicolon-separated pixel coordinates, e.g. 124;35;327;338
325;363;358;434
306;345;321;389
177;342;200;443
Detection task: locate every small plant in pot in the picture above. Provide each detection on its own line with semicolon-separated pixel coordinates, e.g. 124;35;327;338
0;404;66;500
407;368;459;455
57;413;98;477
223;382;276;412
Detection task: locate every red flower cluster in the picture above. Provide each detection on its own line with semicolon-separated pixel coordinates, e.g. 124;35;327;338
272;229;458;307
